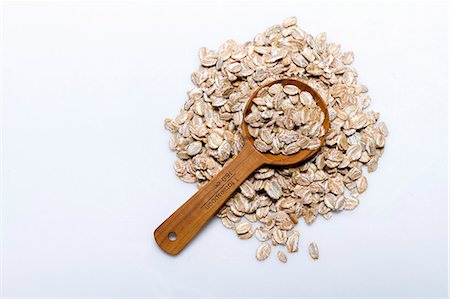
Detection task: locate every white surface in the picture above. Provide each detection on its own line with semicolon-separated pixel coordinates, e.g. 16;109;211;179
0;1;448;298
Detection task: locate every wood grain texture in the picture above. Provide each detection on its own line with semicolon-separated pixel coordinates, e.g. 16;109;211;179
154;78;330;255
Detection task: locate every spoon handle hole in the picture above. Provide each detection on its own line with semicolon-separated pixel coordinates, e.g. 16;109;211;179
168;232;177;241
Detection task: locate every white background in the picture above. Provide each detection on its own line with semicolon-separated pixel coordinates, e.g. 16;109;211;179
0;1;448;298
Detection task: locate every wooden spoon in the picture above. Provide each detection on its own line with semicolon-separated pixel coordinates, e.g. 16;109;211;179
154;78;330;255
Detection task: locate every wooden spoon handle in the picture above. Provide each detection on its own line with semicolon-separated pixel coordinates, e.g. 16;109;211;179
154;144;264;255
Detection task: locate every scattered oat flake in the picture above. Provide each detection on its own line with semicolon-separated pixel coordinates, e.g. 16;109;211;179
286;233;299;253
309;242;319;260
235;222;252;235
256;243;271;261
277;251;288;263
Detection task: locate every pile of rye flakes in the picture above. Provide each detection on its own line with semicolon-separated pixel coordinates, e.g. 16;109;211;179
164;17;388;263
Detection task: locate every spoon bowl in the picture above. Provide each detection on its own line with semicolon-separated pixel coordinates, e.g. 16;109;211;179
241;78;330;166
